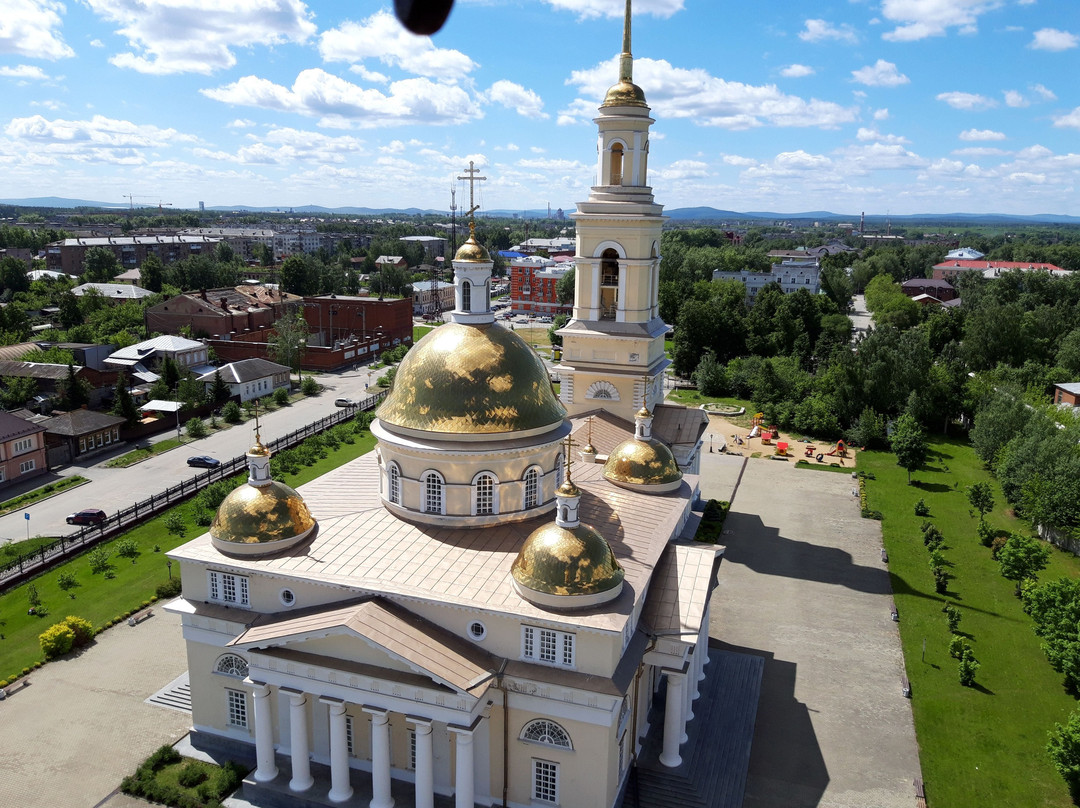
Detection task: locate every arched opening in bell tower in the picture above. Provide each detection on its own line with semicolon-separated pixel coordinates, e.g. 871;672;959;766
600;249;620;320
610;143;624;186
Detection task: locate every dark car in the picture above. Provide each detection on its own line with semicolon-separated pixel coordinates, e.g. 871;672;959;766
187;455;221;469
66;509;107;526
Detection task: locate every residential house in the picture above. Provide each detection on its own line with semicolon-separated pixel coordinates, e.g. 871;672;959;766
0;411;48;489
105;335;213;383
411;280;456;315
713;258;821;304
45;235;221;275
197;358;291;403
1053;383;1080;409
900;278;958;302
39;408;127;465
932;260;1071;282
72;282;155;303
509;256;572;317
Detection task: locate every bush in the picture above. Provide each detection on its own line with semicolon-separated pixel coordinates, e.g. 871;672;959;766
115;538;139;560
56;569;79;597
192;505;214;527
922;524;944;550
273;386;290;406
64;615;94;647
221;401;241;424
1048;707;1080;802
977;519;995;548
376;367;396;388
301;375;319;395
942;604;962;633
991;534;1009;559
39;622;75;658
354;411;376;432
958;647;980;686
949;635;966;660
87;546;112;575
185;417;207;439
177;762;208;788
914;498;930;517
156;578;183;599
164;511;186;537
933;567;949;594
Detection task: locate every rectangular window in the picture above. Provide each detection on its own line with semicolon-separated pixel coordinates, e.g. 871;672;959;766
533;759;558;804
226;689;248;728
12;437;33;454
523;626;575;668
19;459;35;474
208;571;249;606
96;433;103;447
113;428;119;442
409;730;417;770
79;438;86;453
0;468;7;482
345;715;355;757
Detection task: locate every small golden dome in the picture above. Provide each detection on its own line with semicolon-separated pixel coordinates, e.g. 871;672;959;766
636;405;652;420
583;442;597;455
210;480;316;553
557;479;581;497
603;437;682;490
248;440;270;457
511;522;624;599
378;322;565;435
602;79;648;108
454;233;491;263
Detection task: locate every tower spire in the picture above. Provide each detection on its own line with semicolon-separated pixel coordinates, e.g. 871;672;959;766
619;0;633;84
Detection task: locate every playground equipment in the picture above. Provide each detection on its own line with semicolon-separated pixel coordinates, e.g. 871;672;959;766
804;446;816;457
776;441;789;456
824;439;847;458
760;430;773;446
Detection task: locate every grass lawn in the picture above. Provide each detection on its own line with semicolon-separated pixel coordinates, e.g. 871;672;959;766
0;430;377;684
0;475;89;516
106;437;187;468
666;391;758;427
861;436;1078;808
414;325;434;341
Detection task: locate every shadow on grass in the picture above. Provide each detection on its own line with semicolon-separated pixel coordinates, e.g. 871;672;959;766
889;571;1020;620
912;481;953;493
967;681;995;696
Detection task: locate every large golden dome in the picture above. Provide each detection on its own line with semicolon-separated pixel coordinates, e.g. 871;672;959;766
603;437;682;491
511;522;624;600
210;481;316;555
602;79;647;108
378;322;565;435
454;232;490;263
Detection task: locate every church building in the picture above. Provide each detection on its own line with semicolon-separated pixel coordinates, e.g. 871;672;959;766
167;5;717;807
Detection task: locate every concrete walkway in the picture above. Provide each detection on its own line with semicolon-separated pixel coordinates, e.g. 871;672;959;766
702;451;921;808
0;609;190;808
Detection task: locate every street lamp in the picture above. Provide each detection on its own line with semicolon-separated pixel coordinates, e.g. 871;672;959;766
166;558;172;580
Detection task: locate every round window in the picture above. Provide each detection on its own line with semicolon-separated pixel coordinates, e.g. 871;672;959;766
279;589;296;607
467;620;487;641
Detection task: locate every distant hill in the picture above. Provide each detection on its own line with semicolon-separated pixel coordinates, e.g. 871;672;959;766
0;196;124;209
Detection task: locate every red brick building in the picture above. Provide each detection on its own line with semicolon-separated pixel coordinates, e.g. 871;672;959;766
900;278;958;302
932;260;1069;282
508;257;572;317
145;286;302;339
46;234;222;275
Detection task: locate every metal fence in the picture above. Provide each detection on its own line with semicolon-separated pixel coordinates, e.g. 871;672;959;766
0;390;386;592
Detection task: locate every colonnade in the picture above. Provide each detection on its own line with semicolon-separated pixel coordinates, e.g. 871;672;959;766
659;604;711;769
250;683;478;808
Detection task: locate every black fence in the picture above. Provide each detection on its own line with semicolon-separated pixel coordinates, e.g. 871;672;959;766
0;390;386;593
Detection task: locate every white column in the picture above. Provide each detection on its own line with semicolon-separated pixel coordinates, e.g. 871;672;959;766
659;669;685;768
698;603;711;680
364;707;394;808
684;655;696;723
283;688;314;792
321;697;353;803
252;683;278;783
409;717;434;808
449;725;475;808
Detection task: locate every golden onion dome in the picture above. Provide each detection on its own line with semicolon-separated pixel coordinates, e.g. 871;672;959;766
602;79;648;108
210;480;316;555
557;478;581;498
511;522;624;599
454;233;491;263
636;405;652;420
603;437;682;490
248;440;270;457
377;322;565;435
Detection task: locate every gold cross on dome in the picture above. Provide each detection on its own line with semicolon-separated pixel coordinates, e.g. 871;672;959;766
253;399;261;445
457;160;487;221
564;434;577;481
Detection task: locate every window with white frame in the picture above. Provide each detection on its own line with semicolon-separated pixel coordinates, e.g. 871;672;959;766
345;715;355;757
226;688;248;728
462;280;472;312
554;454;564;487
422;471;444;515
523;467;540;510
533;759;559;804
0;468;5;482
215;654;249;678
19;459;35;474
12;437;33;454
522;625;575;668
408;730;417;770
521;719;572;749
208;571;250;607
473;472;496;515
388;463;401;505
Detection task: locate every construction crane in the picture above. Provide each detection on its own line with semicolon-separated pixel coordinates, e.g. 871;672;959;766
122;193;152;211
157;201;173;215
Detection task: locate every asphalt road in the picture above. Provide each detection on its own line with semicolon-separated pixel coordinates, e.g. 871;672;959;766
0;365;382;545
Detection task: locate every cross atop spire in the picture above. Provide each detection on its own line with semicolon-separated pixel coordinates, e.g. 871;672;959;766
457;161;487;223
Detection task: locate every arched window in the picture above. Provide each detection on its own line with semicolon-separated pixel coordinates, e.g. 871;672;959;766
215;654;249;678
422;471;444;514
388;462;401;505
599;248;620;320
523;467;540;510
554;453;564;487
521;719;573;750
610;143;624;185
474;472;497;515
462;280;472;312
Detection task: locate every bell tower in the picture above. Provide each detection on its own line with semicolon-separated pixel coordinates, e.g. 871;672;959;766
557;0;669;420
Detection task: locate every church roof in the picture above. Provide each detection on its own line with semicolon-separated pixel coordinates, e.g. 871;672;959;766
641;543;723;642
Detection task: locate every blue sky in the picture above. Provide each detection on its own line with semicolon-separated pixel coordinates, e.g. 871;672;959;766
1;0;1078;216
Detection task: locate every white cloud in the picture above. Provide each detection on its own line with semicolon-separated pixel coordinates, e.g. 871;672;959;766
226;119;256;129
1032;83;1057;101
722;154;757;167
1030;28;1079;51
529;146;544;154
319;10;476;78
201;69;483;128
197;127;367;166
1004;90;1028;108
874;108;890;120
1053;107;1080;130
86;0;316;75
348;65;390;84
485;80;548;119
655;159;710;180
799;19;858;44
566;56;857;129
936;91;997;110
959;128;1006;141
851;59;909;87
89;39;104;48
880;0;1001;42
856;127;910;144
4;113;192;165
951;146;1009;157
0;65;49;80
0;0;74;60
540;0;684;20
518;157;587;172
834;142;928;171
780;64;815;78
380;140;406;154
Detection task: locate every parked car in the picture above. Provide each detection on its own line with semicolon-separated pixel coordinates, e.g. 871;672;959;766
66;509;107;526
335;398;356;407
187;455;221;469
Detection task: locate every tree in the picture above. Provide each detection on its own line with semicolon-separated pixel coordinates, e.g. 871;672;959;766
1048;706;1080;802
958;647;980;686
280;255;317;297
547;313;568;348
252;242;274;267
209;369;231;404
966;482;995;524
56;570;79;598
140;254;163;293
57;363;90;410
998;533;1051;595
111;371;139;426
890;412;927;483
556;268;575;305
57;291;82;329
267;313;309;380
82;246;119;282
